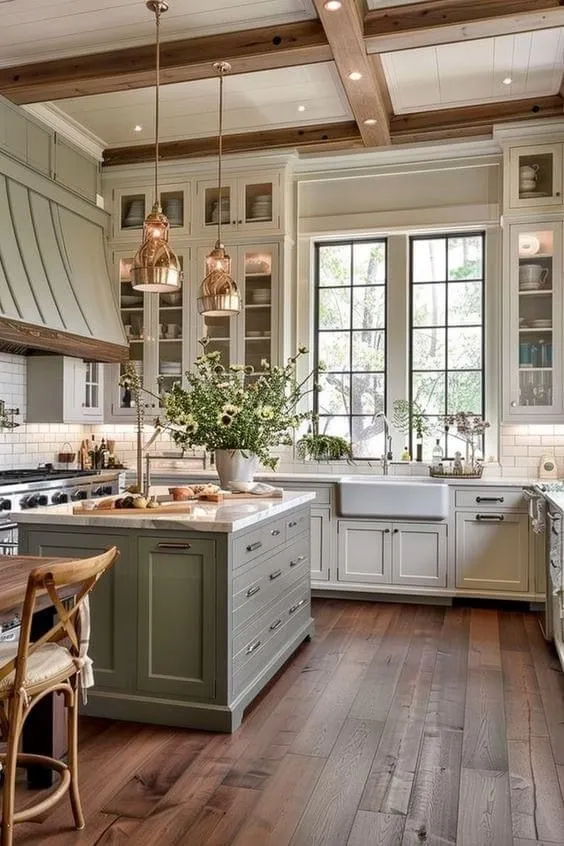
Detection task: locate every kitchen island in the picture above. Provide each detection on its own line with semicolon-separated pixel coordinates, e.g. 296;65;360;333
13;491;315;732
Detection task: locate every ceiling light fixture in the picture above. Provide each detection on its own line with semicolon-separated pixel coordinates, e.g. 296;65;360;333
133;124;143;132
363;118;377;125
298;104;306;112
197;62;240;317
131;0;181;293
348;71;362;81
323;0;342;9
503;77;513;85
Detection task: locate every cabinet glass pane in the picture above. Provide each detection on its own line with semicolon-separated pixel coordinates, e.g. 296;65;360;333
245;182;273;224
204;186;230;227
244;249;272;373
120;194;145;229
516;229;554;408
518;152;554;201
118;256;144;409
157;256;184;397
160;190;184;228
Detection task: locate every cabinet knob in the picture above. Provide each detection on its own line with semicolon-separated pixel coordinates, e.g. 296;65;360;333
384;528;390;533
393;528;399;533
557;191;561;197
232;220;236;225
238;219;242;224
510;401;517;407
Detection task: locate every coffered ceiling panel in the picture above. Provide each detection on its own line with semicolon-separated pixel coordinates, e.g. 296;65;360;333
0;0;316;67
382;28;564;113
53;62;352;147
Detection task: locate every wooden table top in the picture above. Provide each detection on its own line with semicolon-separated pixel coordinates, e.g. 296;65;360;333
0;555;69;619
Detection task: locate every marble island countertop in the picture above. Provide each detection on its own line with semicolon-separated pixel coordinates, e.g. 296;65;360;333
10;490;316;533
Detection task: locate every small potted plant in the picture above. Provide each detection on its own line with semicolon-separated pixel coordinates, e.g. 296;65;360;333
296;429;353;462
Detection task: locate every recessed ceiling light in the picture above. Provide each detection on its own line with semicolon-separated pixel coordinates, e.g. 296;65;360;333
297;105;306;112
133;124;143;132
348;71;362;81
363;118;377;125
503;77;512;85
324;0;342;9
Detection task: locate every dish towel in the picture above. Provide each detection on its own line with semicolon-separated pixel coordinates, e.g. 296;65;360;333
74;596;94;704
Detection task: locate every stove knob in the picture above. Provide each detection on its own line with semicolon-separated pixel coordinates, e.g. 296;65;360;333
92;486;104;497
51;492;69;505
71;490;88;501
0;498;11;511
21;494;48;509
103;486;113;496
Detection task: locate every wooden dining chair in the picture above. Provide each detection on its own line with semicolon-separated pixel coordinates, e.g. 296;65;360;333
0;546;118;846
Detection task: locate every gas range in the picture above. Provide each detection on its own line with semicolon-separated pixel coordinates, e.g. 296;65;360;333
0;468;123;513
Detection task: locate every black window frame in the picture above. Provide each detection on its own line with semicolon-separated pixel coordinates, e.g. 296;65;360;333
313;237;388;460
408;231;486;459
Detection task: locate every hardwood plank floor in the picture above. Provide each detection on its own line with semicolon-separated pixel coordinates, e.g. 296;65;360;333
12;599;564;846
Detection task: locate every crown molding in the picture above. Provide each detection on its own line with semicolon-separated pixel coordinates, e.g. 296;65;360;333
22;103;106;162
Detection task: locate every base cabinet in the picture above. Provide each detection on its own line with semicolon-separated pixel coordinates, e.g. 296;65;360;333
455;511;529;592
337;520;447;588
310;506;333;582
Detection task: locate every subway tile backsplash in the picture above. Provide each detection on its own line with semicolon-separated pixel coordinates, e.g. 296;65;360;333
1;351;563;478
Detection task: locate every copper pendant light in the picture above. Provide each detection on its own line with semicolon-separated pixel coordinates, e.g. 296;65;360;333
197;62;240;316
131;0;182;293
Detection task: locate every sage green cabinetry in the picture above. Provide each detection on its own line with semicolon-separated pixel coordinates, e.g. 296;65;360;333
136;536;217;699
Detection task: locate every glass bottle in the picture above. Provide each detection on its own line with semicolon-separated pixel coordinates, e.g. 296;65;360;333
431;439;443;466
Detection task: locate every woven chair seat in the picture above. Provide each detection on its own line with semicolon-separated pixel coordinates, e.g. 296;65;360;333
0;643;75;695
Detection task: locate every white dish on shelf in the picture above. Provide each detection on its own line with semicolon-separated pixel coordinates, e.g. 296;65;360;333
518;234;540;256
121;295;143;306
519;190;551;198
530;319;552;328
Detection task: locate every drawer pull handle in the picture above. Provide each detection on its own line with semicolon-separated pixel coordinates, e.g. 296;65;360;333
289;598;306;614
288;520;298;528
476;514;504;521
157;543;192;550
476;496;504;503
269;618;282;631
271;529;281;536
270;569;282;581
246;585;260;598
290;555;305;567
246;639;262;655
246;541;262;552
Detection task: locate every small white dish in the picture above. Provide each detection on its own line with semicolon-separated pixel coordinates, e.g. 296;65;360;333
519;234;540;256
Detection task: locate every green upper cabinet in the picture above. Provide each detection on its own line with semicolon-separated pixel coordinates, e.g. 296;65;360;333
137;536;218;700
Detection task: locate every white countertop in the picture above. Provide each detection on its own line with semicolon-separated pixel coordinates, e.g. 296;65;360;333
542;492;564;512
11;490;316;534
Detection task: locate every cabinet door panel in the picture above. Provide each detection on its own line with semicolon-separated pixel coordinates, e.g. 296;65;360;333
311;507;331;582
392;522;447;587
137;536;216;698
337;520;391;584
455;512;529;592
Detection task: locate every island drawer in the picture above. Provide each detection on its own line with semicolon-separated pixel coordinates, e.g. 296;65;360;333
285;508;310;540
233;516;286;565
232;536;310;631
232;577;310;697
454;488;526;511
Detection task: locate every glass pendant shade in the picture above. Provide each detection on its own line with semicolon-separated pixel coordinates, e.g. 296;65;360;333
198;242;240;316
131;203;182;292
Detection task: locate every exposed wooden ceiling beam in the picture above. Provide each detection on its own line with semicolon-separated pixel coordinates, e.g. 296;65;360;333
365;0;564;53
0;20;332;105
391;95;564;144
102;121;363;167
312;0;390;146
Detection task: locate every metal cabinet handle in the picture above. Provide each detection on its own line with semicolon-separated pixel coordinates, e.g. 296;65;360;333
476;496;504;503
269;618;282;631
290;555;305;567
246;585;260;598
476;514;504;521
269;569;282;581
271;529;281;536
288;520;298;528
289;598;306;614
246;639;262;655
157;543;192;550
246;541;262;552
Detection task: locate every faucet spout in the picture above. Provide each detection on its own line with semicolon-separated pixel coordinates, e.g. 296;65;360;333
373;411;392;475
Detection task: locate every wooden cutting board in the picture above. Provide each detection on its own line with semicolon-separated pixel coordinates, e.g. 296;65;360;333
72;491;284;515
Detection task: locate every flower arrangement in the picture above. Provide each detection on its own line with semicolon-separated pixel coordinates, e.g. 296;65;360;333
121;340;317;471
444;411;490;468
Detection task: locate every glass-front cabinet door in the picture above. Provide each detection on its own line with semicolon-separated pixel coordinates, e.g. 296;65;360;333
241;245;277;375
195;179;237;236
506;223;562;418
508;144;563;209
194;245;237;369
238;176;280;233
155;252;189;403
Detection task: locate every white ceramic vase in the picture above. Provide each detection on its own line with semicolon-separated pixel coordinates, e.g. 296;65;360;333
214;449;259;489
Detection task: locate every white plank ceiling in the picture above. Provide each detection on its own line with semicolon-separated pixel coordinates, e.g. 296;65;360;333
0;0;316;67
55;62;352;147
382;28;564;113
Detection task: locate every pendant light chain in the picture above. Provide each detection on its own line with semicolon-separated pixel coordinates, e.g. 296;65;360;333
217;67;224;246
154;3;161;203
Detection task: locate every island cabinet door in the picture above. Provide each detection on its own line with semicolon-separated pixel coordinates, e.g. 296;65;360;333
21;530;136;691
137;536;217;699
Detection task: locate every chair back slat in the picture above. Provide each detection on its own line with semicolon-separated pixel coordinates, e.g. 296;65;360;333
0;547;118;691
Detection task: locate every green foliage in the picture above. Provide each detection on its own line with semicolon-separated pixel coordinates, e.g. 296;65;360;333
120;341;317;471
296;433;353;462
392;399;429;439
